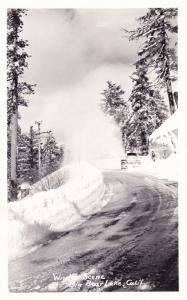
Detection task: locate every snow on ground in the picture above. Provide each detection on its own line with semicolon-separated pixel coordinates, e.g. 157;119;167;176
150;111;177;141
149;111;178;159
133;154;178;181
93;154;178;181
143;111;178;180
94;158;122;170
9;162;106;261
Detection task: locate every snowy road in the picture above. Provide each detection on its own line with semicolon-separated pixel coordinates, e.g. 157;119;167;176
9;171;178;292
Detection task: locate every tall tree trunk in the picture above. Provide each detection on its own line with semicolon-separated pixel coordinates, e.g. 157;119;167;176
141;131;148;155
10;109;18;200
10;15;19;200
161;17;177;116
29;126;34;183
174;92;178;107
121;129;127;152
166;77;177;115
30;126;34;168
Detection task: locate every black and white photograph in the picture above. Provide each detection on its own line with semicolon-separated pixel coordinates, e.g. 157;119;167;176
5;6;179;293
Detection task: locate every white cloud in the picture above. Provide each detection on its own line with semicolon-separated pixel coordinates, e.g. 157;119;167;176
19;9;146;147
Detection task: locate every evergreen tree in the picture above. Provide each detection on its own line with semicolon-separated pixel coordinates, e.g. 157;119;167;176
100;81;126;127
100;81;130;151
41;134;64;177
124;8;178;115
126;58;168;154
17;133;33;183
16;128;64;191
29;126;39;182
7;9;35;200
17;126;39;186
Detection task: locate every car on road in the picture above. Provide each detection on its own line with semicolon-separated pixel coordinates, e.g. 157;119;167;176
121;152;141;170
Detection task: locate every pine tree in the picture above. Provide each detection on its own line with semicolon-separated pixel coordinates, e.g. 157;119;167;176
126;58;168;154
29;126;39;182
100;81;126;127
17;133;32;183
16;128;64;190
17;126;40;186
7;9;35;200
100;81;130;151
124;8;178;115
41;134;64;177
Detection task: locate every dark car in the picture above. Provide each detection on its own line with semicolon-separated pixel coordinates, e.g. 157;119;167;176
121;152;141;170
127;152;138;157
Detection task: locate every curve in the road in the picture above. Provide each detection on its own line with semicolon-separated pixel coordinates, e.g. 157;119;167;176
8;172;178;292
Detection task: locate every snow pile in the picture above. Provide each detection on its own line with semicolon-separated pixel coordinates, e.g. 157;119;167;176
140;111;178;180
29;167;66;195
149;111;178;159
150;111;177;140
134;154;178;181
9;162;106;261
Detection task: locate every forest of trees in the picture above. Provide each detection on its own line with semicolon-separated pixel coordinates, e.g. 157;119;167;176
7;9;64;201
100;8;177;155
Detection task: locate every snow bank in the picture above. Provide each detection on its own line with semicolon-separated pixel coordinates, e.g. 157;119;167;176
29;167;66;195
142;112;178;180
149;111;178;159
9;162;106;261
133;154;178;181
150;111;177;140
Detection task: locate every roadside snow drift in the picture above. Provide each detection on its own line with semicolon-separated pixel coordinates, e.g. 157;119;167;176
149;111;178;159
9;162;106;261
135;111;178;180
133;154;178;181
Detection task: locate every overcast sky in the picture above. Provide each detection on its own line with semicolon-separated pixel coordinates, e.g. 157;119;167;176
19;9;146;146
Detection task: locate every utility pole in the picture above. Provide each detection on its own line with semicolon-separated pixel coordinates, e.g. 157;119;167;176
35;121;42;179
29;126;35;183
10;13;19;201
30;126;34;169
35;121;51;180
